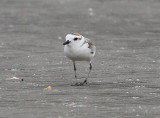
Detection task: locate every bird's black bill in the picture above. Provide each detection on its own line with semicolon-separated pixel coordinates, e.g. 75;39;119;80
63;40;71;45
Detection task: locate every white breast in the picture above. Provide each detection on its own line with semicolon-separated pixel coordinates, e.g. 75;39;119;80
64;44;95;61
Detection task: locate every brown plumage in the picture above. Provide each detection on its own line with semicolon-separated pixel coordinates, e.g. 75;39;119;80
85;38;93;49
71;32;81;36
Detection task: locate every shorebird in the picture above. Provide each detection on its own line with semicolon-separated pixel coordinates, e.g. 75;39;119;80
63;33;96;86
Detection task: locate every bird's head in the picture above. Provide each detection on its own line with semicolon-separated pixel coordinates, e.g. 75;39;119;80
63;33;84;47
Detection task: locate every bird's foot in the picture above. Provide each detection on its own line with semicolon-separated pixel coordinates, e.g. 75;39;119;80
71;79;87;86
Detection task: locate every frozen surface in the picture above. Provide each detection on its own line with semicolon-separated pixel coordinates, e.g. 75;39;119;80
0;0;160;118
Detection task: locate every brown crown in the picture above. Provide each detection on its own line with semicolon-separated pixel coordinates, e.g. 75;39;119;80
71;32;81;36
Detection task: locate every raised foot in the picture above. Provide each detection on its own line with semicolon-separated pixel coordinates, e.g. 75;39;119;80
71;79;87;86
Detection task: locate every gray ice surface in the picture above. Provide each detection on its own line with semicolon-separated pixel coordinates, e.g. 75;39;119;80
0;0;160;118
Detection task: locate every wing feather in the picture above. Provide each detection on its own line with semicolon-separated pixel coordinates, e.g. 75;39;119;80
85;38;96;53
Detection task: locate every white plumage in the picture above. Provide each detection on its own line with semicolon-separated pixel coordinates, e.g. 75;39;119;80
63;33;96;86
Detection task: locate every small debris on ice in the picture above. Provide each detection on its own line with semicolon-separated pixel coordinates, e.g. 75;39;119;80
5;77;20;80
44;86;52;90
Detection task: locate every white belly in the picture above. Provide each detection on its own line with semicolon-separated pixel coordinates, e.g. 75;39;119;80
64;45;95;61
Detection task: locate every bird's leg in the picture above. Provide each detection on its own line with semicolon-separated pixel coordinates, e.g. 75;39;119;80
82;62;92;84
72;62;92;86
73;61;77;79
71;61;81;86
88;62;92;78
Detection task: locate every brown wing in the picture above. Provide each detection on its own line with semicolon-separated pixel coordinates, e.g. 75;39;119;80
86;38;93;49
85;38;96;54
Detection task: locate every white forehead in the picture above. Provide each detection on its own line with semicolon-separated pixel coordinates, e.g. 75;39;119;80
65;34;81;41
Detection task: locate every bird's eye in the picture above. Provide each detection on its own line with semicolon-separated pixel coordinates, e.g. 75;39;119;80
74;38;78;41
